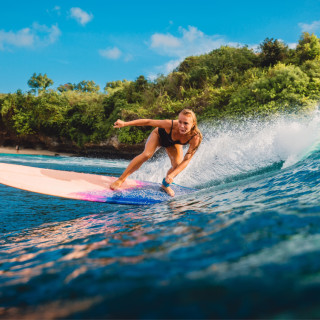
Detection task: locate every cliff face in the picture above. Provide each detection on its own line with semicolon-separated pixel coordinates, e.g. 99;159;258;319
0;130;144;159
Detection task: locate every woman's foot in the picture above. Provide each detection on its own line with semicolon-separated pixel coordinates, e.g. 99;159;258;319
110;178;124;190
161;184;175;197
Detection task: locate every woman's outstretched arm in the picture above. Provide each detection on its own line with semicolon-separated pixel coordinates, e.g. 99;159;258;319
113;119;172;129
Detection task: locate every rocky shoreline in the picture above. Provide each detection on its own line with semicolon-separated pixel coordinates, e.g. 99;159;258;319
0;131;145;159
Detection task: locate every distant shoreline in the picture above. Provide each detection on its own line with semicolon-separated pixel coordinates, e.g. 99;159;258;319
0;146;74;157
0;145;141;159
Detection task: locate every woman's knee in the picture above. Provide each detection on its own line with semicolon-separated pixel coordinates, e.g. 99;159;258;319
141;150;154;160
170;160;181;170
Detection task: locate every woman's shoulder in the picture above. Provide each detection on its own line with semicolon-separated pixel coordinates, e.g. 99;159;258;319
153;119;173;130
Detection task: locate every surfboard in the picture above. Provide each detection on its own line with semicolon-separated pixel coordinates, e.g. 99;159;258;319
0;162;196;205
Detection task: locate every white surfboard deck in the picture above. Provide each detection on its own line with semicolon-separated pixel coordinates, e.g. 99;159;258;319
0;162;195;205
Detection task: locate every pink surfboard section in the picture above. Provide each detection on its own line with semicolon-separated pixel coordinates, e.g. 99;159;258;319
0;163;195;205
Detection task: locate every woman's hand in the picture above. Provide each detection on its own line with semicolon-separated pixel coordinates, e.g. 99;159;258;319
113;119;125;129
165;174;174;184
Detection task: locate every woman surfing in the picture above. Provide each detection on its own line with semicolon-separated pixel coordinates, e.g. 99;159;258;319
110;109;202;197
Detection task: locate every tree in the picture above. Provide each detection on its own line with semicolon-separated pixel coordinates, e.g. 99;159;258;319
165;72;188;98
75;80;100;93
177;56;198;73
177;46;258;88
189;66;209;89
227;63;310;116
259;38;288;67
104;80;130;95
27;73;54;95
296;32;320;62
57;83;75;92
134;75;148;92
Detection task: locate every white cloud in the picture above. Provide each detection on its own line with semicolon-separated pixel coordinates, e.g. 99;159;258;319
70;7;93;26
32;23;61;46
150;25;241;74
288;42;297;49
0;28;34;49
99;47;122;60
150;25;239;58
299;21;320;33
148;59;182;80
99;47;134;62
179;25;203;42
151;33;181;48
147;73;158;81
164;59;182;73
124;53;133;62
47;6;61;16
150;59;184;78
0;23;61;50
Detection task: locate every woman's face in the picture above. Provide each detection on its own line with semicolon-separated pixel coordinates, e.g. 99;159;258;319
178;113;194;135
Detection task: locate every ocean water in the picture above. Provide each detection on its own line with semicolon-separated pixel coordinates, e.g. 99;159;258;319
2;113;320;319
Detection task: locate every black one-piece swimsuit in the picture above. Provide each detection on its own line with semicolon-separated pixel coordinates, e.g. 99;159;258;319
158;120;196;148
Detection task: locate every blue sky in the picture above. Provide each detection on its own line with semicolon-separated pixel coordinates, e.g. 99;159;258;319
1;0;320;93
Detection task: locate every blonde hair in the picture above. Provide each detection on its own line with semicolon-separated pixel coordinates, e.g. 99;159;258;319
179;109;203;150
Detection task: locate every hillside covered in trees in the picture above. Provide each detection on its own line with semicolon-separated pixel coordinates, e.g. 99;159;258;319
1;32;320;156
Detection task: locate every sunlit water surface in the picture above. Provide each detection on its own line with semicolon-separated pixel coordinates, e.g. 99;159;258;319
2;113;320;318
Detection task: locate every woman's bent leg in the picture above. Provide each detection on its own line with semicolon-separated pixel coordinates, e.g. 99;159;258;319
162;144;184;196
166;144;183;175
110;130;160;190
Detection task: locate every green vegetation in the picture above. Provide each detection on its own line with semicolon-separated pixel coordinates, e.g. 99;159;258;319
1;32;320;147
